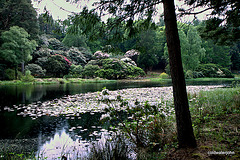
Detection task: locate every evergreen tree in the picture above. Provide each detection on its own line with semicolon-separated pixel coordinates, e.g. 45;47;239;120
0;0;39;40
165;26;205;72
201;40;231;68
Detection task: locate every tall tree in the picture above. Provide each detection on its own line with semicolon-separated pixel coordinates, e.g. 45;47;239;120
0;0;39;40
162;0;197;148
201;40;231;68
0;26;37;78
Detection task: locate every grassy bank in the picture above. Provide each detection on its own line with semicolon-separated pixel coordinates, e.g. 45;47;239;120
150;77;240;82
164;87;240;160
0;78;117;85
0;76;239;85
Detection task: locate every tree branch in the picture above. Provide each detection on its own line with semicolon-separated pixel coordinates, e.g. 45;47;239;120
178;6;214;16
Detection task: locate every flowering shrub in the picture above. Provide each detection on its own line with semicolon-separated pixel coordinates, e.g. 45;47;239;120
98;88;176;151
125;49;140;62
125;49;140;57
45;54;71;77
159;72;169;79
93;51;110;59
53;54;72;66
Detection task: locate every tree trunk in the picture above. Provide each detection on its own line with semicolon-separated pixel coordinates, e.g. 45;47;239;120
15;65;18;80
21;62;25;75
162;0;197;148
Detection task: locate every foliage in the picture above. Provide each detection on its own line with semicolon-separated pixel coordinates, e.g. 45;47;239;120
201;39;231;68
20;70;34;82
136;30;161;72
183;0;240;44
62;33;89;49
0;26;37;69
69;64;83;75
25;64;46;77
95;69;115;79
0;0;39;40
48;38;67;51
99;58;145;79
98;88;176;153
66;47;87;66
189;87;240;131
4;69;17;80
45;54;71;77
159;72;169;79
82;65;100;78
185;70;204;79
196;63;234;78
165;26;205;72
125;49;140;62
32;47;51;62
230;42;240;70
93;51;110;59
89;133;130;160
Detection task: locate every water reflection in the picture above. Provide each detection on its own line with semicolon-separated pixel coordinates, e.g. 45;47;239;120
0;81;172;107
37;128;115;159
37;129;90;159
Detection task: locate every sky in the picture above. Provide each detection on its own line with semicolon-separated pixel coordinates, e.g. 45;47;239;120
31;0;211;22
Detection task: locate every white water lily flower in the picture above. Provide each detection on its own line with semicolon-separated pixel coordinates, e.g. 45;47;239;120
100;113;110;121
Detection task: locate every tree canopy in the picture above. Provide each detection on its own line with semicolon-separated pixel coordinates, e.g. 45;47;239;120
0;0;39;40
181;0;240;44
0;26;37;66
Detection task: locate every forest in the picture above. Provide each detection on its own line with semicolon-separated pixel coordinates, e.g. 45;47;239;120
0;0;239;159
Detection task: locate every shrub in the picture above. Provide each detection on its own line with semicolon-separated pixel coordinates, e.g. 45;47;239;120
66;47;87;66
99;58;145;79
83;58;145;79
95;69;115;79
93;51;110;59
159;72;169;79
4;69;15;80
25;64;46;77
4;69;22;80
125;49;140;62
21;70;35;82
126;65;145;77
82;65;100;78
220;68;234;78
196;63;234;78
69;64;83;75
45;55;71;77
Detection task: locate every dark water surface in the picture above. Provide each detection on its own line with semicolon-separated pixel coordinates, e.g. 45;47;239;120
0;80;233;158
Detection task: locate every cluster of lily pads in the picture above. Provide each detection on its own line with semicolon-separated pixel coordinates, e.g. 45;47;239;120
2;85;223;120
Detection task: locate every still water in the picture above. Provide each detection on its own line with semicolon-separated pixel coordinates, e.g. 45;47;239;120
0;80;233;158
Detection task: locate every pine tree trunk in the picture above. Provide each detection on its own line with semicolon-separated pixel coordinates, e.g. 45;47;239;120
162;0;197;148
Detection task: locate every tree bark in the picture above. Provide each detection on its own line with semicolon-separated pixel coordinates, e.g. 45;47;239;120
162;0;197;148
21;62;25;75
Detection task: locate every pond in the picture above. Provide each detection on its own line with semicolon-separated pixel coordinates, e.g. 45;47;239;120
0;80;234;159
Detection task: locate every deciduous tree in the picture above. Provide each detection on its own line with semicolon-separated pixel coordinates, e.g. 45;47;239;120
0;26;37;79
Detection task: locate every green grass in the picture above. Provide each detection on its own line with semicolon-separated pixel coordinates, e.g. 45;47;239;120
0;78;117;85
150;77;240;82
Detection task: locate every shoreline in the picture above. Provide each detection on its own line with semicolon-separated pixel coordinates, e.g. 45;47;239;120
0;77;239;85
